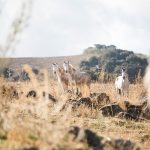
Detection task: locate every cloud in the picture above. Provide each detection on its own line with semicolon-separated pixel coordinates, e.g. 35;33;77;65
1;0;150;57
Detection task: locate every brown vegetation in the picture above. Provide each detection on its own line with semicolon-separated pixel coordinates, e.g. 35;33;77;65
0;64;149;150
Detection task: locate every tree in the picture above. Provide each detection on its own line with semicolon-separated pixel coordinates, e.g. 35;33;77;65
80;60;90;70
80;44;148;82
88;56;98;67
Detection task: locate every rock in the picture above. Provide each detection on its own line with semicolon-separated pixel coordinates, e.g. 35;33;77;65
97;93;111;108
90;92;111;109
117;112;145;121
90;92;101;98
100;100;150;121
66;99;78;106
142;103;150;120
20;71;30;81
77;97;93;108
127;107;142;118
100;104;123;117
97;93;110;104
72;97;96;109
68;126;140;150
1;85;19;99
32;68;39;75
16;147;38;150
68;126;103;149
3;68;14;78
26;90;36;98
121;100;149;120
42;92;57;102
113;139;140;150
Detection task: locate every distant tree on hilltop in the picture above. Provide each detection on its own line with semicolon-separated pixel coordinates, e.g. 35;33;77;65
80;44;148;83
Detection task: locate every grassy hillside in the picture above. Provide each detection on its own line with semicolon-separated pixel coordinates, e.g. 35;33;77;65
0;45;149;150
0;54;92;73
0;44;148;83
0;75;149;150
80;44;148;82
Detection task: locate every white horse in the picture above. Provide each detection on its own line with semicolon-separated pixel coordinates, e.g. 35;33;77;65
63;61;91;97
115;68;129;96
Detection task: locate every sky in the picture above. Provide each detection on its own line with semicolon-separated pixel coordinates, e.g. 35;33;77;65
0;0;150;57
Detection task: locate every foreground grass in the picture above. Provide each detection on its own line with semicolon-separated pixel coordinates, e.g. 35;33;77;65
0;78;149;150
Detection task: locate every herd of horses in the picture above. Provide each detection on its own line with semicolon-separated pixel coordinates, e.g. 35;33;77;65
52;61;91;96
2;60;148;99
52;61;129;97
1;59;150;122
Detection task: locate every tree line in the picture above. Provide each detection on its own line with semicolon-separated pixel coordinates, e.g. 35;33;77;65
80;44;148;83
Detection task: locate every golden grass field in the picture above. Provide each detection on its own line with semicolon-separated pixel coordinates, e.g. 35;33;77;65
3;54;92;72
0;66;149;150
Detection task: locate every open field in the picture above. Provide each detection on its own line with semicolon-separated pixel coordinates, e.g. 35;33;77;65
0;54;92;73
0;70;149;150
1;0;150;149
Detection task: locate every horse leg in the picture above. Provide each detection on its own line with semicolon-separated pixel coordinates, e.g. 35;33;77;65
121;89;124;96
119;89;121;95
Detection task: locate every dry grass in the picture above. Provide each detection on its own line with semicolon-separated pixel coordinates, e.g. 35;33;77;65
0;68;149;150
91;83;145;104
144;57;150;105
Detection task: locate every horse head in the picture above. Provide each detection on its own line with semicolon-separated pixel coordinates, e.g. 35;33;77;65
52;63;59;74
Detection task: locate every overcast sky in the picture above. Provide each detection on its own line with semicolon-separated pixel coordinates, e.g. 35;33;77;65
0;0;150;57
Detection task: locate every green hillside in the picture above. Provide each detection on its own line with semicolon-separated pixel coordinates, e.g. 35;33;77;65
80;44;148;83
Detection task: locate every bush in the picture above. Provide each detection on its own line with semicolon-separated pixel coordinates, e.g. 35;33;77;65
80;44;148;82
